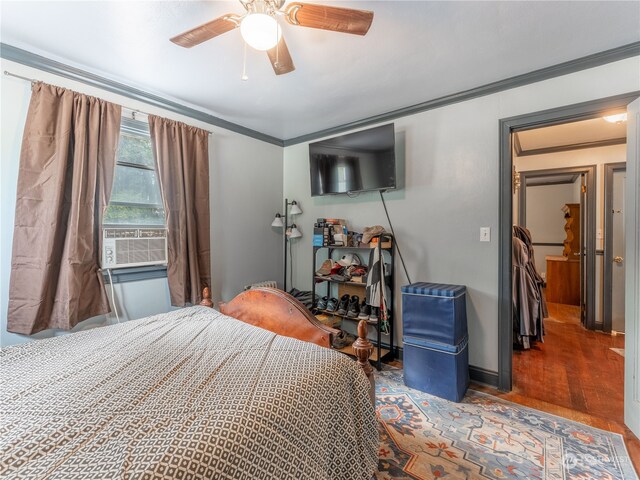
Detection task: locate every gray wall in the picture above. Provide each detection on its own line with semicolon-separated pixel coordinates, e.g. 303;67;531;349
0;59;283;347
283;56;640;373
524;181;580;278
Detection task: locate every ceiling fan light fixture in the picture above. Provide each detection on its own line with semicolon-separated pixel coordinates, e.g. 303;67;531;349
240;13;281;51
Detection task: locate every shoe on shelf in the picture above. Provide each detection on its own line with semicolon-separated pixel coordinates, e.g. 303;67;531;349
326;297;339;312
331;330;356;349
357;299;370;321
317;296;329;310
369;306;379;323
347;295;360;318
336;294;350;316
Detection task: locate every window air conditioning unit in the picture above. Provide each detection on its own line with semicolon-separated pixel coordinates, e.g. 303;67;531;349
102;228;168;269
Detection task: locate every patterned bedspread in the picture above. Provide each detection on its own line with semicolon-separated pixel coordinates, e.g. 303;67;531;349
0;307;378;479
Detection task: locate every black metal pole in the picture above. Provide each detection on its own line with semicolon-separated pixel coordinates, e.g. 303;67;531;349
283;198;288;292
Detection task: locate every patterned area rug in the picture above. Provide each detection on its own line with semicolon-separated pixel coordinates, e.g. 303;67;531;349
375;368;638;479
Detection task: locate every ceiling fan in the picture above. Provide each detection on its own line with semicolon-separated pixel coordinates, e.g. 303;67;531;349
170;0;374;76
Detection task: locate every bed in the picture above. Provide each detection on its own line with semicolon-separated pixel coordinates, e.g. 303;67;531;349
0;288;378;479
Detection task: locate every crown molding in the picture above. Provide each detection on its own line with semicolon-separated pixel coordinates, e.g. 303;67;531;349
2;41;639;148
283;42;640;146
0;43;284;147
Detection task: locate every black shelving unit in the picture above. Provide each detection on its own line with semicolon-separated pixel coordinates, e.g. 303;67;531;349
312;239;395;370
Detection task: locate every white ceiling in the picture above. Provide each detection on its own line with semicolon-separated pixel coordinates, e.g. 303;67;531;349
517;116;627;152
1;1;639;141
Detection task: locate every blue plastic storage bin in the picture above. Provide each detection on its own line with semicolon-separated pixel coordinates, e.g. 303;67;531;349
402;282;469;402
401;282;467;346
403;336;469;402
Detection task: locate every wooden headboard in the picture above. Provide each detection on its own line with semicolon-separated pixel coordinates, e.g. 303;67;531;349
219;287;338;348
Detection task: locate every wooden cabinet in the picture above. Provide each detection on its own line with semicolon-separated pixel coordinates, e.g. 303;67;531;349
546;203;581;306
546;256;580;305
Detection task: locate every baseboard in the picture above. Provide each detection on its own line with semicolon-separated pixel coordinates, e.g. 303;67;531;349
382;343;403;360
469;365;499;388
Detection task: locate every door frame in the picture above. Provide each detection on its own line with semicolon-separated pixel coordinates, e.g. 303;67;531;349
498;91;640;391
603;162;627;333
517;166;596;328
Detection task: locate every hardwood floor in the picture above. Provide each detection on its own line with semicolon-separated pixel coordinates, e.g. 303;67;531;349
513;302;624;422
495;301;638;474
386;301;640;474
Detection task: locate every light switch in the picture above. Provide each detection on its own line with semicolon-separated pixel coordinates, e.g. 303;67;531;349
480;227;491;242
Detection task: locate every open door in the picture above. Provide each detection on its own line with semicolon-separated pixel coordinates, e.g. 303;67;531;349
611;169;626;333
604;163;628;334
580;173;587;326
625;97;640;438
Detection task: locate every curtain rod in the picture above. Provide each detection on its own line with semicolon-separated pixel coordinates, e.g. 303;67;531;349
3;70;213;135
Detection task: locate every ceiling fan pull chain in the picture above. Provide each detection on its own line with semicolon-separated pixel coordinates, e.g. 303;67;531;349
241;41;249;81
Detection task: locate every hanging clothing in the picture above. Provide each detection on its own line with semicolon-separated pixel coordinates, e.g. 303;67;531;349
366;237;391;334
513;237;538;349
512;226;547;349
513;225;548;320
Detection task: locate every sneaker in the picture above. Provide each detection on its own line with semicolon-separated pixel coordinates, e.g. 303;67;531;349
347;295;360;318
331;330;356;349
317;296;329;310
336;294;350;316
357;300;370;321
316;259;336;276
326;297;339;312
369;306;379;323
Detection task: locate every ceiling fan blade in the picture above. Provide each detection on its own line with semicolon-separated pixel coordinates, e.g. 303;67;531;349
170;14;241;48
284;2;373;36
267;36;295;75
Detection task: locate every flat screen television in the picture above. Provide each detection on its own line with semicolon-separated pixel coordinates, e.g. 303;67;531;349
309;123;396;196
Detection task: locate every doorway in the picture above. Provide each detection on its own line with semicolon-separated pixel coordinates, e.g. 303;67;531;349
604;162;627;334
497;93;640;449
498;92;638;392
516;166;596;329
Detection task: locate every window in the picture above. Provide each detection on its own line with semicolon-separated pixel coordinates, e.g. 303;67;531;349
104;118;165;227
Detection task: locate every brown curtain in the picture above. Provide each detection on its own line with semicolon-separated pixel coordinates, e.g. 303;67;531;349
148;115;211;306
7;82;121;335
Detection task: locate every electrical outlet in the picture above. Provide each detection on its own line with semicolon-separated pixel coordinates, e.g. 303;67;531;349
480;227;491;242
